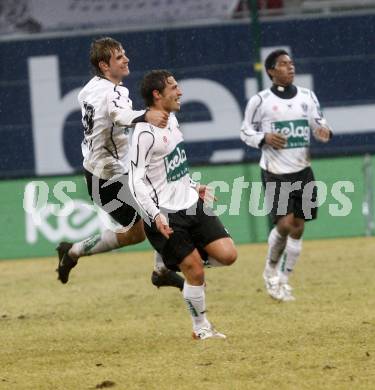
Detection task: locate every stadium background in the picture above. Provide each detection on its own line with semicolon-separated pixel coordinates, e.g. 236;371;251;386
1;0;375;259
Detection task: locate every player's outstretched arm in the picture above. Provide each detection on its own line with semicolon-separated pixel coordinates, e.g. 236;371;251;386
107;86;145;126
145;109;168;128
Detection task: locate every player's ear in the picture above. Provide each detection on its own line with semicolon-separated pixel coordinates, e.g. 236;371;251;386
152;89;161;100
98;60;109;74
267;68;275;80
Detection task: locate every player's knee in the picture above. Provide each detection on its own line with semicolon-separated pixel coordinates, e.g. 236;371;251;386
216;246;237;266
185;264;205;284
291;225;304;239
224;247;237;265
277;218;293;235
192;266;205;282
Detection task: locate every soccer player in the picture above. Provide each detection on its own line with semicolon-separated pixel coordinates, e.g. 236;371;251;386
240;49;332;301
56;37;184;291
129;70;237;340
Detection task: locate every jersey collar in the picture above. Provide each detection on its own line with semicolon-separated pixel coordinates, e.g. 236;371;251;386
271;84;297;99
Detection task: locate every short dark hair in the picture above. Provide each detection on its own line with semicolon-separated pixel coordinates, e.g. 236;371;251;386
264;49;290;80
141;69;174;107
90;37;123;76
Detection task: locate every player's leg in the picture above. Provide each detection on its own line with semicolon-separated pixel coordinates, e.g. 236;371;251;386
57;170;183;288
278;167;317;300
179;250;226;340
190;198;236;268
279;217;304;286
202;237;237;266
262;169;303;300
57;170;145;283
262;169;288;298
57;224;184;288
151;251;184;291
64;221;145;261
56;219;144;284
144;210;225;339
262;214;292;300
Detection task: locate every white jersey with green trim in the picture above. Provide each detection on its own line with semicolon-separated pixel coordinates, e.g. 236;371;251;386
78;76;145;179
240;86;330;174
129;113;198;220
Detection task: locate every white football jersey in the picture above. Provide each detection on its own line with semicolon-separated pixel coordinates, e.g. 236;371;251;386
241;86;331;174
128;113;198;220
78;76;145;179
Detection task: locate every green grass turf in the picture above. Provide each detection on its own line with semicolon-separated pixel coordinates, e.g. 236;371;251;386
1;237;375;389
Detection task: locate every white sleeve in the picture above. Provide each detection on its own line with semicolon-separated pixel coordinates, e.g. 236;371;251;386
129;127;160;220
240;94;265;149
309;90;332;132
107;86;146;127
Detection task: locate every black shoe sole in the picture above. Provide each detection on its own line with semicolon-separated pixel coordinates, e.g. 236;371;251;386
56;242;76;284
151;270;184;291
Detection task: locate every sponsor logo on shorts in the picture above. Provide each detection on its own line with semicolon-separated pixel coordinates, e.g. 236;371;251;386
164;142;189;182
271;119;310;148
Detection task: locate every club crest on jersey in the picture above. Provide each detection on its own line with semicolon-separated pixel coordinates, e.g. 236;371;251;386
163;135;168;144
301;102;308;113
164;142;189;182
271;119;310;148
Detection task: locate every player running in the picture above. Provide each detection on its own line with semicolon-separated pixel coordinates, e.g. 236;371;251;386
241;49;332;301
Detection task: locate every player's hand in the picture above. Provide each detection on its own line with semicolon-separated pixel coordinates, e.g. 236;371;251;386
145;110;169;128
264;133;287;149
314;127;331;143
197;185;217;204
155;213;173;239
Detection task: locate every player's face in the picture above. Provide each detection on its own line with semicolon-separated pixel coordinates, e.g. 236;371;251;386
270;54;295;86
160;77;182;112
107;47;130;81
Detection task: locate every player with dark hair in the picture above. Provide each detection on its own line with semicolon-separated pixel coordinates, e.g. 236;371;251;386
241;49;332;301
129;70;237;339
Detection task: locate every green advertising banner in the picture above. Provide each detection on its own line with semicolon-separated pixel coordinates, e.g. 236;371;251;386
0;156;372;260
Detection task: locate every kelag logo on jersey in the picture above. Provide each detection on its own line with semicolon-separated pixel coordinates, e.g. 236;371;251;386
164;142;189;182
271;119;310;148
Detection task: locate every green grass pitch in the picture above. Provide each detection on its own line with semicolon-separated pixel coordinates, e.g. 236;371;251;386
1;237;375;389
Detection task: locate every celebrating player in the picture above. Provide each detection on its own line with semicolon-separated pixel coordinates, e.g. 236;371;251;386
129;70;237;340
56;37;184;290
